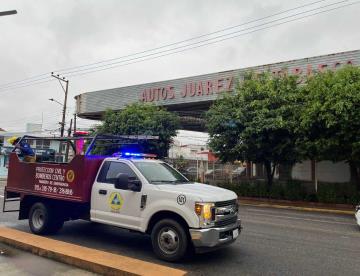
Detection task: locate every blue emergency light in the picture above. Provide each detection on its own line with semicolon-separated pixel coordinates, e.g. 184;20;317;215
120;152;157;158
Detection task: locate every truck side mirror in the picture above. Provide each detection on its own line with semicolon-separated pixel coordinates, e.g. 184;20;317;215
115;173;129;190
128;179;142;192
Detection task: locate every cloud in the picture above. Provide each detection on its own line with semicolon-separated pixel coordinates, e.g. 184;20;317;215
0;0;359;133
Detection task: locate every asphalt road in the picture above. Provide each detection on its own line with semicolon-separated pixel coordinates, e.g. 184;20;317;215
0;182;359;276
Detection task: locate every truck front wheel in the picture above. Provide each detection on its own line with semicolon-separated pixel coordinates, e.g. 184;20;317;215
151;219;188;262
29;202;63;235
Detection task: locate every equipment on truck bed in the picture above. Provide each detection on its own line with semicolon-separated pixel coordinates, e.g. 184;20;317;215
3;134;159;211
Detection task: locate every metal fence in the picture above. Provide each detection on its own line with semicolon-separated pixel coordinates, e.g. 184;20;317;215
165;158;249;184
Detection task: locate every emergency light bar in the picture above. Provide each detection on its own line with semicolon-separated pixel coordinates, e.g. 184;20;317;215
85;134;159;156
122;152;157;158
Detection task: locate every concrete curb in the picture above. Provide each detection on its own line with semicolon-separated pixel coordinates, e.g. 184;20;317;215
0;227;187;276
239;200;354;215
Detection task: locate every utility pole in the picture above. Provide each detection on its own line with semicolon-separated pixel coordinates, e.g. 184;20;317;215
73;113;77;134
51;72;69;137
67;119;73;137
65;119;73;162
0;10;17;17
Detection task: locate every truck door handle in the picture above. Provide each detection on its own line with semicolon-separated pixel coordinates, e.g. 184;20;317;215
99;189;107;195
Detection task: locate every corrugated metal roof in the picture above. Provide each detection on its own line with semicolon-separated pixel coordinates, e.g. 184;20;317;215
76;49;360;119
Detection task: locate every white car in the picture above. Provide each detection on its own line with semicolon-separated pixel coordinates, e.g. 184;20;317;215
232;167;246;176
356;205;360;227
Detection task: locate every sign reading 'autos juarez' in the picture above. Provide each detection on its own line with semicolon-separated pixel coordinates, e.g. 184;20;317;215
138;59;355;103
139;77;234;102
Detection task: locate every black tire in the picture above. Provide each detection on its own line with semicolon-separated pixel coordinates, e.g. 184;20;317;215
151;218;188;262
29;202;63;235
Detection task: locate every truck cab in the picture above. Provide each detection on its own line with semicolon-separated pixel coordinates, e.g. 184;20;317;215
91;157;241;261
4;135;241;262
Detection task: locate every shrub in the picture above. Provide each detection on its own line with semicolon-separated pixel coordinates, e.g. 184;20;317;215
304;193;318;202
269;184;284;199
317;182;360;204
283;181;306;201
218;180;359;205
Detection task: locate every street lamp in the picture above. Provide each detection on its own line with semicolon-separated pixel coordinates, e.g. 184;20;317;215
51;72;69;137
0;10;17;17
49;98;63;106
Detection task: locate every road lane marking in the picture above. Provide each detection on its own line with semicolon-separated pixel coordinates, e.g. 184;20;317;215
242;211;355;226
244;230;360;256
241;202;353;215
245;207;352;220
244;218;360;238
243;207;354;221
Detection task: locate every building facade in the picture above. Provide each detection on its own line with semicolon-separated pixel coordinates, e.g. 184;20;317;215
75;50;360;184
75;49;360;131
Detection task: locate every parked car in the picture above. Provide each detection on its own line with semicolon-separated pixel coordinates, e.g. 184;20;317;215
35;148;56;162
356;205;360;228
205;168;223;175
186;166;197;174
232;167;246;176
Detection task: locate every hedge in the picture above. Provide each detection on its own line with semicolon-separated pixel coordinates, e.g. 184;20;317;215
217;180;360;205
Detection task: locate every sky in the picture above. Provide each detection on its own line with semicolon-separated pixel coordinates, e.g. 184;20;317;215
0;0;359;145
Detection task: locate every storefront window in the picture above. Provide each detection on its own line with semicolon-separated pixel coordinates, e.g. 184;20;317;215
36;139;50;149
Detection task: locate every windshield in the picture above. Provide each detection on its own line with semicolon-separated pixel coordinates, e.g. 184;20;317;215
133;161;190;184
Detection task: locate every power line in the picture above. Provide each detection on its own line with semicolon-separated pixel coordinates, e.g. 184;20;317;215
1;1;354;93
0;0;327;89
0;78;55;95
0;0;357;100
61;0;350;77
57;0;334;76
0;0;347;91
0;73;50;89
54;0;330;74
64;1;358;78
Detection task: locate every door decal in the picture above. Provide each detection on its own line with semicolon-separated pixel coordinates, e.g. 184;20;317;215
66;170;75;183
108;192;124;212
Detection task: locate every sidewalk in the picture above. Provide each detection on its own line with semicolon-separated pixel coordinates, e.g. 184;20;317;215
0;242;95;275
239;196;355;215
0;227;187;276
0;180;5;193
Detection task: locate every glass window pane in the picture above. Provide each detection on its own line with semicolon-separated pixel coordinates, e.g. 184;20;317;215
133;161;188;184
106;162;137;184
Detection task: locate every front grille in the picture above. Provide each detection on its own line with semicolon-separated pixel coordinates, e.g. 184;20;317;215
215;216;237;227
215;199;237;207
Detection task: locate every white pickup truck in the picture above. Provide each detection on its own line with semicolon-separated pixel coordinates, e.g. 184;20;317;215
4;136;242;262
91;158;242;261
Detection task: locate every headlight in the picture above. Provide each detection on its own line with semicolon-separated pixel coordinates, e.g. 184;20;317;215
195;202;214;228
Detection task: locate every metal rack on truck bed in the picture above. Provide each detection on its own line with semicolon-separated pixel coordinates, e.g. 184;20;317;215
3;134;158;212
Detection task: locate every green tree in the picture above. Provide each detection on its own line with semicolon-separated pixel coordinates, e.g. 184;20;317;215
207;72;300;188
95;103;179;158
172;155;188;172
298;66;360;189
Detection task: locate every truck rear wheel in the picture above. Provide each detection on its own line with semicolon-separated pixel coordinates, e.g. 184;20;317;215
151;219;188;262
29;202;63;235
